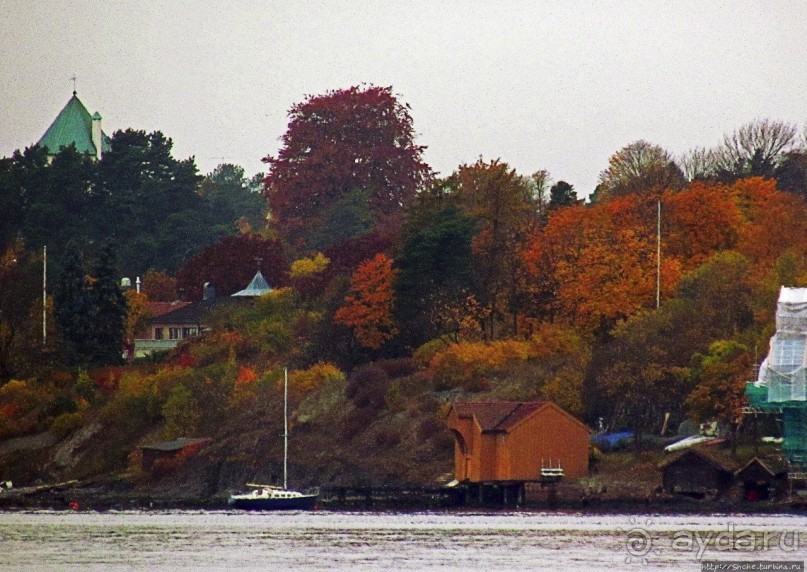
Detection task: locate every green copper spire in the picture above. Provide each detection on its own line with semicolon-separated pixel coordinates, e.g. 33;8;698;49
38;93;110;158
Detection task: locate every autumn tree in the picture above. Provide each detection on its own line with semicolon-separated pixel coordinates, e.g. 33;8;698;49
123;289;150;349
662;182;742;270
592;253;755;439
733;178;807;271
334;253;398;350
453;158;539;337
685;340;752;427
263;85;431;255
525;195;681;332
596;140;686;200
141;269;178;302
528;170;551;225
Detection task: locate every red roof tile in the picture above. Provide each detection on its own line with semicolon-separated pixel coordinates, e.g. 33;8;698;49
147;301;191;318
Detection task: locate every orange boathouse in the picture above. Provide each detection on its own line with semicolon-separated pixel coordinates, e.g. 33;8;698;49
446;401;591;491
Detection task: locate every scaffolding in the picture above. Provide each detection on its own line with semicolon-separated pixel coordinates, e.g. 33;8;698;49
747;287;807;469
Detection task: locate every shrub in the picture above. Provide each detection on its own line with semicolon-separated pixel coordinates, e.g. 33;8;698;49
375;358;418;379
50;412;84;440
413;338;450;367
161;384;200;439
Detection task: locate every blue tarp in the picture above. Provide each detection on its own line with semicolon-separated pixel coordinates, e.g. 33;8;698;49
590;431;634;449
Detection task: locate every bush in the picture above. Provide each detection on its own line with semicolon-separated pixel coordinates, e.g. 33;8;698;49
375;358;418;379
50;412;84;440
413;339;450;367
47;394;78;418
161;384;200;439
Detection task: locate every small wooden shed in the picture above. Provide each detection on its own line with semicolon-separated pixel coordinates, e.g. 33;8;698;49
658;447;739;498
140;437;211;473
446;401;591;483
735;456;788;501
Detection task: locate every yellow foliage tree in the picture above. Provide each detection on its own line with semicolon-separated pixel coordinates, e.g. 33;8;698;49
290;252;331;278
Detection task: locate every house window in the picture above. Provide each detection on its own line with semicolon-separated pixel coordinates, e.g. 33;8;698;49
182;327;198;338
169;328;182;340
154;327;164;340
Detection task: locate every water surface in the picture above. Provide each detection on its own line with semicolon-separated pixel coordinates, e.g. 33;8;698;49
1;510;805;570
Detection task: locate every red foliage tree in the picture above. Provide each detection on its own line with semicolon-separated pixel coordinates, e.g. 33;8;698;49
263;85;432;255
176;234;287;300
334;253;399;350
141;269;177;302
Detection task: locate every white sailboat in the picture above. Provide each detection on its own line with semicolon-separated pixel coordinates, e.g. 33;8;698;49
228;368;319;510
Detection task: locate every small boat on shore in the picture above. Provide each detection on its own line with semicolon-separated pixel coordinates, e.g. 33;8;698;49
229;368;319;511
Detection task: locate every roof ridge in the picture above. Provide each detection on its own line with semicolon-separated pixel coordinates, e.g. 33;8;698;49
492;403;526;430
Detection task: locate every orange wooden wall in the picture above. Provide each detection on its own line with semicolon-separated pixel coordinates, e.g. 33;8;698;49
447;403;589;482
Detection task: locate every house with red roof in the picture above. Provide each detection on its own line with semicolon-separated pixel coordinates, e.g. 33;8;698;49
133;272;273;358
446;401;591;484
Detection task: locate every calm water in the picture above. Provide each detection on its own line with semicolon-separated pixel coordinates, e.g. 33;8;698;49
0;510;805;570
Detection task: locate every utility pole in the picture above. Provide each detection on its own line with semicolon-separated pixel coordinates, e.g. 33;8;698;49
656;200;661;309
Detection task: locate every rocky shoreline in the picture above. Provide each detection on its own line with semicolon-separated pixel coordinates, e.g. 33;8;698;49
1;477;804;514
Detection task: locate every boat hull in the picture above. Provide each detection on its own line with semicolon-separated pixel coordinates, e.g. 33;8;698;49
228;494;318;511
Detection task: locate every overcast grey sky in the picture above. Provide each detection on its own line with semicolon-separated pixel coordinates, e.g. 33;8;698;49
2;1;806;196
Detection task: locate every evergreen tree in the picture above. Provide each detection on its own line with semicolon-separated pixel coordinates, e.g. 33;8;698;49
54;241;127;365
549;181;578;209
54;241;95;364
89;243;128;364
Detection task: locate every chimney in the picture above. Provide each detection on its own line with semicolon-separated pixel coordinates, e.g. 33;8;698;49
203;282;216;301
91;112;103;160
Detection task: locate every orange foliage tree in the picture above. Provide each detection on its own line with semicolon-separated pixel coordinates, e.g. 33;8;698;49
732;177;807;273
663;182;742;270
334;253;399;350
524;196;681;331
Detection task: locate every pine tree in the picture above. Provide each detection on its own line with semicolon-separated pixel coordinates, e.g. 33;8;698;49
54;241;128;365
54;241;95;364
89;243;127;364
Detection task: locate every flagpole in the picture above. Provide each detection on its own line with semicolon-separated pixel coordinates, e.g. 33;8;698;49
43;245;47;347
656;200;661;309
284;367;288;491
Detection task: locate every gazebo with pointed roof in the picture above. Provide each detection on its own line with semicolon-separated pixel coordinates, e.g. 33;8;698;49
231;271;272;297
38;91;111;160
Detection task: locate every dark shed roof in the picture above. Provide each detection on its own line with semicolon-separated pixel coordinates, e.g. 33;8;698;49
658;446;740;474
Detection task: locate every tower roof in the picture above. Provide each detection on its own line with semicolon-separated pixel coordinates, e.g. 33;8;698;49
38;92;111;157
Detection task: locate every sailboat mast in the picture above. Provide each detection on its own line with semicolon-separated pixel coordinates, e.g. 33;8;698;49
283;367;288;490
